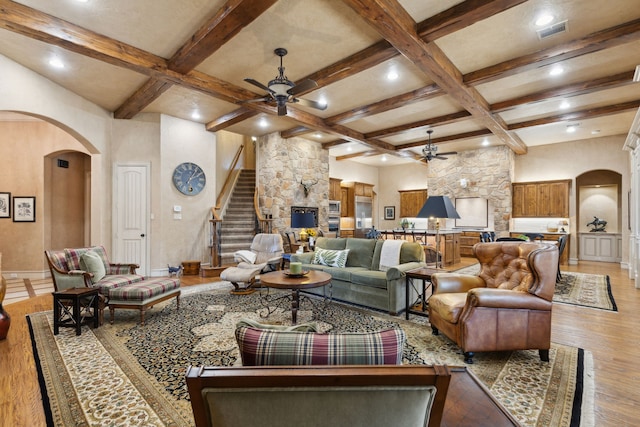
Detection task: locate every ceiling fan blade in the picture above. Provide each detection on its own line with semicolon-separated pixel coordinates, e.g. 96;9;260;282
277;103;287;116
292;97;327;111
439;151;458;156
239;97;271;104
288;79;318;96
244;78;273;94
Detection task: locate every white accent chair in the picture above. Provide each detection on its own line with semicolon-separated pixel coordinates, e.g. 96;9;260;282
220;233;284;294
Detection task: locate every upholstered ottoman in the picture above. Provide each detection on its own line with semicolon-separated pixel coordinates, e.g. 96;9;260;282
107;277;181;325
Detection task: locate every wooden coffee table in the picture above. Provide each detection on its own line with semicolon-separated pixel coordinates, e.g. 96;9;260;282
259;270;332;324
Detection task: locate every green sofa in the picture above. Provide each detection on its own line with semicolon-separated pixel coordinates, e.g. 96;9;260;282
290;237;425;315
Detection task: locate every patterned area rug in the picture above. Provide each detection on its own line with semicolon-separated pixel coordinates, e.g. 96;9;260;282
28;283;594;427
453;264;617;311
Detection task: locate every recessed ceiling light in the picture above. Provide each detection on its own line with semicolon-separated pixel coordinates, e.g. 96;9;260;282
347;146;352;152
314;133;322;139
76;0;89;3
535;14;554;27
549;65;564;76
251;136;257;141
591;130;601;135
482;138;489;146
381;155;387;162
566;124;578;133
386;71;398;81
191;111;201;120
317;97;327;107
559;100;570;109
48;57;65;69
259;118;268;128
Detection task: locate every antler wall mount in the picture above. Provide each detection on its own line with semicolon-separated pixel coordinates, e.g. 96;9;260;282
300;178;319;197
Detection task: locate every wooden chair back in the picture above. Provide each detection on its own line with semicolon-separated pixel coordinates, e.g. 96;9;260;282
186;364;451;427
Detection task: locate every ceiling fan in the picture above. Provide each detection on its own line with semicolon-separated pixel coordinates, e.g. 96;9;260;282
422;130;457;162
243;48;327;116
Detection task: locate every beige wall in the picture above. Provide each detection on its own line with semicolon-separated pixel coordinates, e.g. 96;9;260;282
514;136;630;263
0;120;88;273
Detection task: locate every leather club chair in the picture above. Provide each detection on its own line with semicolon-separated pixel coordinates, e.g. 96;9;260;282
428;242;559;364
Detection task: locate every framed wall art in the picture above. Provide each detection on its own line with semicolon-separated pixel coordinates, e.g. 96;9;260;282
0;192;10;218
13;196;36;222
384;206;395;220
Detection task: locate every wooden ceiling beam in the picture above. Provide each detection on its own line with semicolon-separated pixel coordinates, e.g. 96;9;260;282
491;71;636;112
465;18;640;86
169;0;277;74
336;150;382;161
342;0;527;155
205;109;259;132
365;111;472;139
280;126;312;139
322;139;350;149
417;0;528;42
395;130;492;151
0;1;167;74
508;100;640;130
116;0;276;119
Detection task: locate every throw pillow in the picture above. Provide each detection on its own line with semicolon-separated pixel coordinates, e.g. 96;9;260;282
312;247;349;268
235;326;406;366
79;250;107;284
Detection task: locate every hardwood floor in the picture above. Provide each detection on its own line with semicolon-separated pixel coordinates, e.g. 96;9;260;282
1;260;638;426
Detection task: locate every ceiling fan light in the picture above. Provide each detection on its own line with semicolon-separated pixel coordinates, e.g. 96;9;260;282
535;14;554;27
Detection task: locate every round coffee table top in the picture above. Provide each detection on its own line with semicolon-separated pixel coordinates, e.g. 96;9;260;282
260;270;331;290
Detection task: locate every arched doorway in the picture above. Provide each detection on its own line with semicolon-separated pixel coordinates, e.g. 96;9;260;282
0;112;90;276
576;170;622;262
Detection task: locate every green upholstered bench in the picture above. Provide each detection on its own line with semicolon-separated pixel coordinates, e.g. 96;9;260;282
107;277;181;325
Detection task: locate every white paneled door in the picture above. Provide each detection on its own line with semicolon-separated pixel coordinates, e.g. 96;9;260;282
114;164;149;275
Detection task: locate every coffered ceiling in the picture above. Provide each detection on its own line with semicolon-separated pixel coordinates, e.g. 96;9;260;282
1;0;639;166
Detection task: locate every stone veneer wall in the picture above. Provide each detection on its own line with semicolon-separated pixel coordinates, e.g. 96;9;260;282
257;133;330;234
426;145;515;233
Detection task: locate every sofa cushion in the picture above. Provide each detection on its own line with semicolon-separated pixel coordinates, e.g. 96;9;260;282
350;270;389;290
80;250;106;284
94;274;145;295
428;293;468;323
315;237;347;250
345;238;377;268
312;247;350;268
236;326;406;366
400;242;425;264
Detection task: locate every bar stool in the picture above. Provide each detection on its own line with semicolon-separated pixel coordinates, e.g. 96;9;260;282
53;287;100;335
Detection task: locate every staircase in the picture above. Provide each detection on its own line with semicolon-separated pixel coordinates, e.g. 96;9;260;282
219;169;257;265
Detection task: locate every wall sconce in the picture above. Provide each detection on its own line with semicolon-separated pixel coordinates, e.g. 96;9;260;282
459;178;468;188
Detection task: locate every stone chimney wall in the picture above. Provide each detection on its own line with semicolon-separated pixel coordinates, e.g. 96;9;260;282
426;145;514;233
257;133;329;234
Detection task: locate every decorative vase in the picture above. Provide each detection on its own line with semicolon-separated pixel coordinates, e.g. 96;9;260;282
0;304;10;340
0;277;9;340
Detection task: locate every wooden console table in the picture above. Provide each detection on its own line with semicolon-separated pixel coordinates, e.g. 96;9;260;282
443;367;521;426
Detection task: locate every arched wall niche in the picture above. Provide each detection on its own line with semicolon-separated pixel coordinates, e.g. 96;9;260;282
576;170;622;234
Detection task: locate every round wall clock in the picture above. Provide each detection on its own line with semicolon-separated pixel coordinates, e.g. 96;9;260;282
172;162;206;196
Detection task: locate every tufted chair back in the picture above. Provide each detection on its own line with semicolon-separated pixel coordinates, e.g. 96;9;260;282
474;242;558;301
474;242;536;292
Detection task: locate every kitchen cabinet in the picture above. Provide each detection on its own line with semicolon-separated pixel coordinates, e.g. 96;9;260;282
512;180;570;218
459;231;481;257
399;189;428;218
340;181;374;219
329;178;342;201
443;233;461;266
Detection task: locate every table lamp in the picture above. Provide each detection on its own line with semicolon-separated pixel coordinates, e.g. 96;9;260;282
416;196;460;268
291;212;315;242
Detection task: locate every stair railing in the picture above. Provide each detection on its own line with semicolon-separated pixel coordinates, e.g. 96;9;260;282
255;188;273;234
210;144;245;268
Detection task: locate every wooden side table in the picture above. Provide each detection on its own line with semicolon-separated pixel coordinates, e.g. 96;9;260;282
53;287;100;335
405;267;448;320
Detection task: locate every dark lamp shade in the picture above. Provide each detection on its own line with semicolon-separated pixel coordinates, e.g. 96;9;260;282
291;212;315;228
416;195;461;219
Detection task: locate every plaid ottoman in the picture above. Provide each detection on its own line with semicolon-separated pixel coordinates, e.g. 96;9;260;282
107;277;181;325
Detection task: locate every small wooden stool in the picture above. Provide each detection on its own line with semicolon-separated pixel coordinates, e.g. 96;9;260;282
53;287;100;335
